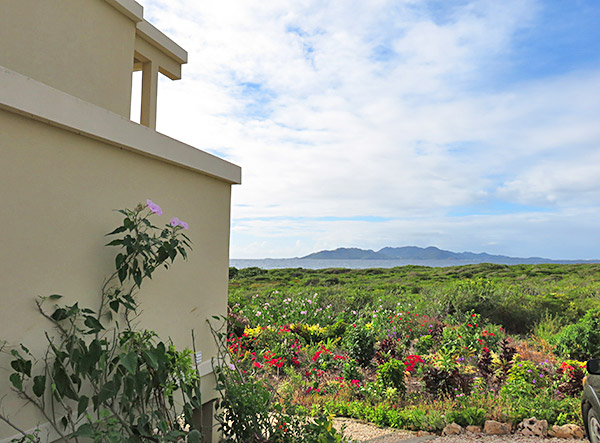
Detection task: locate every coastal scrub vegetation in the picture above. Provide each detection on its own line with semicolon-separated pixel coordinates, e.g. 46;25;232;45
226;263;600;432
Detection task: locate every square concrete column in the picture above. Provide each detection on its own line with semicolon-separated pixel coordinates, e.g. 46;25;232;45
140;60;158;129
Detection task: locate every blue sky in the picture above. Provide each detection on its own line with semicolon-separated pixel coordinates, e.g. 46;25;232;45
139;0;600;260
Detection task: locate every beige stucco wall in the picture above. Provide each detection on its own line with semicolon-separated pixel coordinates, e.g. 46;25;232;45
0;109;233;439
0;0;136;117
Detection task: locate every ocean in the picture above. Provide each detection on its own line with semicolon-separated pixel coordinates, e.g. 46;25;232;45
229;258;598;269
229;258;491;269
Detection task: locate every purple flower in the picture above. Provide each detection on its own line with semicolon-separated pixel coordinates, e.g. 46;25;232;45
170;217;189;230
146;199;162;216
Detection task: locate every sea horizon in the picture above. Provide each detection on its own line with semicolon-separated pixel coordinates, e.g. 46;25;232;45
229;258;599;270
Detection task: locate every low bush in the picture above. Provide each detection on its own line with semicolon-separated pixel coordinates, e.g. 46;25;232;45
555;308;600;360
342;359;362;383
446;407;486;427
345;325;375;367
377;359;406;395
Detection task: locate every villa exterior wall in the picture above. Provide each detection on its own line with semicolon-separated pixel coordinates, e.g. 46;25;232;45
0;0;137;117
0;0;240;440
0;105;233;440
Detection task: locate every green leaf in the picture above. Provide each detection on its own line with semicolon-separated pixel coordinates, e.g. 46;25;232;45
9;373;23;391
106;225;127;236
10;358;32;377
33;375;46;397
124;218;134;230
73;423;94;438
51;308;68;321
109;300;120;313
157;246;168;262
54;367;78;401
48;294;63;300
118;265;127;283
119;352;138;375
77;396;89;417
115;253;125;270
84;316;104;333
97;381;116;405
133;269;142;288
80;340;102;374
142;350;158;370
137;414;150;434
105;239;123;247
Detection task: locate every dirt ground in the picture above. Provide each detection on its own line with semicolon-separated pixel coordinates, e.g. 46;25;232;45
333;417;589;443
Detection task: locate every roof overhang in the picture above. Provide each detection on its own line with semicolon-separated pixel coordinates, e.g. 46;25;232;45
135;21;188;80
104;0;188;80
104;0;144;23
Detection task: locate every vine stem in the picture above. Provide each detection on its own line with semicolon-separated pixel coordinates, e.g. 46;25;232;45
14;389;70;442
0;410;39;442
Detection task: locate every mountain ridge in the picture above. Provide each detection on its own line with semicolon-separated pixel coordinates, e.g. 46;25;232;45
299;246;581;264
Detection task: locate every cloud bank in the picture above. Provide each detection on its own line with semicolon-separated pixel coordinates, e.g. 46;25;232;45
138;0;600;259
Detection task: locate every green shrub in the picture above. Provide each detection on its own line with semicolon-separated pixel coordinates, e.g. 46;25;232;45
422;367;471;397
532;312;564;343
342;359;362;383
237;266;267;279
345;325;375;367
446;407;486;427
507;395;581;426
377;359;406;395
325;320;347;341
303;416;347;443
555;308;600;360
501;360;551;400
415;335;435;354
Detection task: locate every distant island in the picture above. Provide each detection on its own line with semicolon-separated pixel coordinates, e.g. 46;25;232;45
300;246;597;265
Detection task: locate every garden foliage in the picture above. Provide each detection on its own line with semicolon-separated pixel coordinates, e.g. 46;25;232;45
224;264;600;432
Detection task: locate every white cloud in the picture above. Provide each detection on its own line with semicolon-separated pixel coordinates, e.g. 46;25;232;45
138;0;600;259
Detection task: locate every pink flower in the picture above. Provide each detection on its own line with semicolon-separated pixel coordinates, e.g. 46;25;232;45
146;199;162;216
170;217;189;230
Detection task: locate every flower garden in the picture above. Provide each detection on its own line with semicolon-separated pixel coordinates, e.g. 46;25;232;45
223;264;600;437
